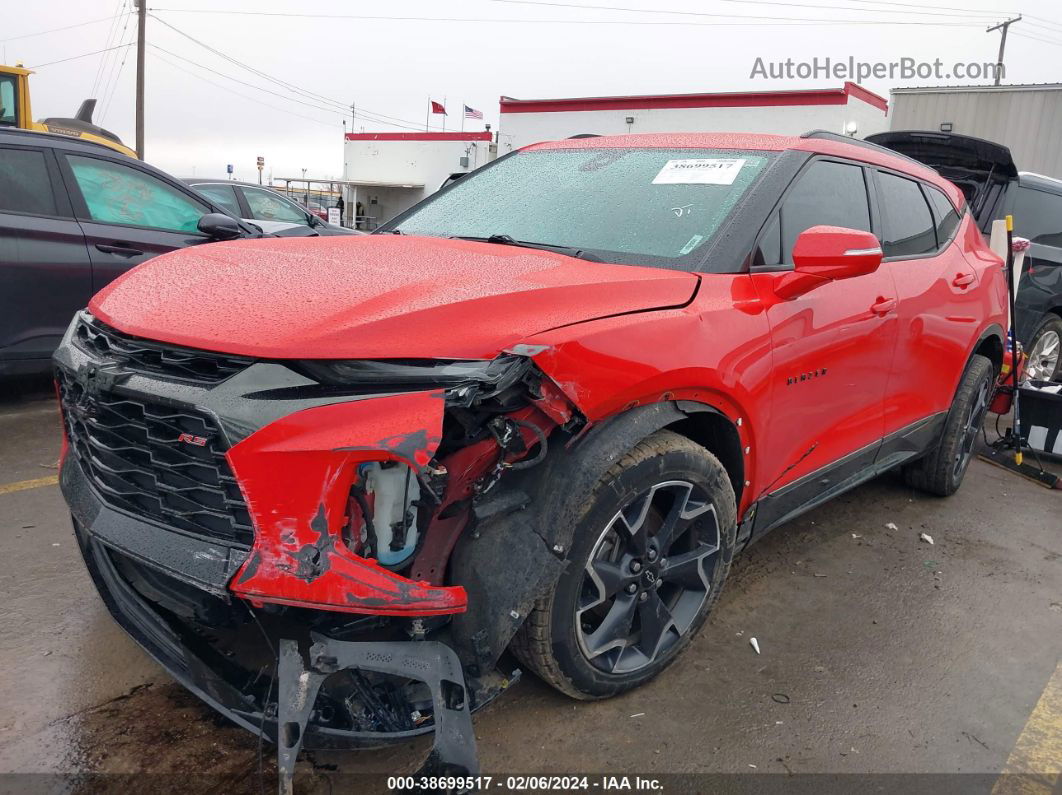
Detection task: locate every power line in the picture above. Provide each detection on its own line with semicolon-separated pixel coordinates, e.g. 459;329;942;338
96;5;133;110
1023;14;1062;34
490;0;1006;22
0;15;121;43
148;49;341;128
149;43;433;132
29;42;134;69
91;2;128;98
149;15;449;131
1011;31;1062;50
146;7;982;27
150;15;350;112
149;44;347;117
101;20;136;123
824;0;1013;16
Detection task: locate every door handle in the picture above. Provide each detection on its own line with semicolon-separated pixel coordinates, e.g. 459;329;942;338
870;297;897;316
952;272;976;288
96;243;144;257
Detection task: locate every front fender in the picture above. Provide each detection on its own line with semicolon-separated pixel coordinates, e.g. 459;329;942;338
227;391;468;616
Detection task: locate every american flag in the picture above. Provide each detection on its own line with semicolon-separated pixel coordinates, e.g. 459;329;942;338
464;105;484;120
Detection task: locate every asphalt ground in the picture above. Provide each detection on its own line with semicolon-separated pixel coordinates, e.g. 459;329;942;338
0;375;1058;794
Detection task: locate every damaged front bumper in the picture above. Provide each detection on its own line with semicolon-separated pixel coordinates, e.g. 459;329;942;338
66;458;489;756
52;314;526;774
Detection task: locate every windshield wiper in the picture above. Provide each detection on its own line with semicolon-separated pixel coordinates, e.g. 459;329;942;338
452;234;601;262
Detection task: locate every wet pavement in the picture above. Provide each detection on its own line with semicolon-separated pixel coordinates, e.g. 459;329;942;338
0;376;1059;792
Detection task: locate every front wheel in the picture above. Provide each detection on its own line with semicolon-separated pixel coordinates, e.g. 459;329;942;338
511;430;736;700
903;354;994;497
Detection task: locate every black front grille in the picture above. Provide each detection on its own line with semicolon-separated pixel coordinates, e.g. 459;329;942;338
58;373;255;547
74;316;253;384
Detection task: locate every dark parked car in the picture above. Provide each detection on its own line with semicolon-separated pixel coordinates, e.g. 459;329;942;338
186;179;360;236
0;128;278;376
868;131;1062;381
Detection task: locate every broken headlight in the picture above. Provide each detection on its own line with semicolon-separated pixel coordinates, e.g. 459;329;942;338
298;355;532;399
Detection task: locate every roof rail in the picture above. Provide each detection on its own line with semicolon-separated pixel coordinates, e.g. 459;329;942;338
800;129;929;169
567;133;601;139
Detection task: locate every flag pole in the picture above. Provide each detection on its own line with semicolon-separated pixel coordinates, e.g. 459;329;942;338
425;96;429;131
461;102;465;132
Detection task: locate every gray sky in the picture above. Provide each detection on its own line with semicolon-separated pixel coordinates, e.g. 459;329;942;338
5;0;1057;181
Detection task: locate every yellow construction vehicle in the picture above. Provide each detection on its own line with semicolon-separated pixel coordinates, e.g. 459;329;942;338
0;63;137;158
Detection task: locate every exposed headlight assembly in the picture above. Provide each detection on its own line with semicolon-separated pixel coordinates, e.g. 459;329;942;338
297;354;535;404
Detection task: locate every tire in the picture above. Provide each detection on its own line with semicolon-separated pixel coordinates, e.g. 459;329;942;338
1026;314;1062;383
511;430;736;700
903;354;994;497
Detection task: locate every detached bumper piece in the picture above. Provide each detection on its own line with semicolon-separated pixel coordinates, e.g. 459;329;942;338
278;638;478;795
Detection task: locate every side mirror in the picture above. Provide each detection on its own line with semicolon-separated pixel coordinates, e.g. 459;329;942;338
772;226;883;300
792;225;882;279
197;213;243;241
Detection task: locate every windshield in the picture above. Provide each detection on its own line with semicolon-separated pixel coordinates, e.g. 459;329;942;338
387;147;773;268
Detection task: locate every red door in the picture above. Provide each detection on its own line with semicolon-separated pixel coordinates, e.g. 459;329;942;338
874;171;987;437
749;159;899;512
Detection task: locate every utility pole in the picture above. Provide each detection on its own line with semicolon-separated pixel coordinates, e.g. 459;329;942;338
987;15;1021;87
134;0;146;158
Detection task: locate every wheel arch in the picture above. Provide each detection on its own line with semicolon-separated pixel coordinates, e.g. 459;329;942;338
971;322;1006;377
667;402;745;507
569;400;745;510
447;399;745;673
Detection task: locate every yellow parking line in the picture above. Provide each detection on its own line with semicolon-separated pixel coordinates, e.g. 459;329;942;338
993;661;1062;794
0;474;59;495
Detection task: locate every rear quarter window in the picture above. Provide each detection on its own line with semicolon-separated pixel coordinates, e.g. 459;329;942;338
877;171;936;257
924;185;961;247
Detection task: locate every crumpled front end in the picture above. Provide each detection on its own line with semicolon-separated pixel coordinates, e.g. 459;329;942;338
54;311;579;758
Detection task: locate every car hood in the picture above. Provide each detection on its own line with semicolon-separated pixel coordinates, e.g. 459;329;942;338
89;235;699;360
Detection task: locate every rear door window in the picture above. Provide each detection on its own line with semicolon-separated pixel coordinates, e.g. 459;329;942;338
65;155;209;233
1011;186;1062;247
756;160;872;267
195;184;242;217
924;185;961;247
877;172;936;257
0;147;59;216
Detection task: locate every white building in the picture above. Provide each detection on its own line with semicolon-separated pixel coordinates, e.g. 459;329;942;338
497;82;889;152
342;131;493;228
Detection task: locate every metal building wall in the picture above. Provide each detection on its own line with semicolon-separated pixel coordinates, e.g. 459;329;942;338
890;86;1062;178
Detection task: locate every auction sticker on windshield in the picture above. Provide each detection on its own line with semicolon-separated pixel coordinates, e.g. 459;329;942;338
652;158;747;185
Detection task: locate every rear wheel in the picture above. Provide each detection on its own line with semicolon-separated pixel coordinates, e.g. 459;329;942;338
903;354;994;497
511;431;736;699
1026;315;1062;382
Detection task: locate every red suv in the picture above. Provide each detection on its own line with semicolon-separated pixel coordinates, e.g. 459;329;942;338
54;131;1007;776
